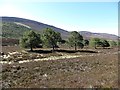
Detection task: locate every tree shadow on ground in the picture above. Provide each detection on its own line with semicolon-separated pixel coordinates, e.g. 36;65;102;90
27;50;53;54
28;49;98;54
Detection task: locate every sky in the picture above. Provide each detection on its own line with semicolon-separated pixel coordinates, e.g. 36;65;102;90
0;0;118;35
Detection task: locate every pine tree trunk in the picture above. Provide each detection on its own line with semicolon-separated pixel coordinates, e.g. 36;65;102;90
30;46;33;51
30;43;33;51
75;43;77;51
95;46;96;49
95;43;96;49
52;45;55;51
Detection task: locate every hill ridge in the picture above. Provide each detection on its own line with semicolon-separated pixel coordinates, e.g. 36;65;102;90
1;16;118;40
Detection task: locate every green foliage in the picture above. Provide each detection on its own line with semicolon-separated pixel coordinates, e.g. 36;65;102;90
20;30;42;51
42;28;62;50
89;38;100;49
2;22;31;39
78;42;84;49
99;39;110;48
57;39;67;47
68;31;83;50
59;39;66;44
117;41;120;46
90;38;110;48
83;39;89;46
109;40;117;47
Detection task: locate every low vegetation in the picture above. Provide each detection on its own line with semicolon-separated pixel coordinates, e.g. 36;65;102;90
1;48;118;88
89;38;110;49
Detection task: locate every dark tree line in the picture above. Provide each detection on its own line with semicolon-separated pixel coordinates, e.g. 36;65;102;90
20;28;62;51
20;28;118;51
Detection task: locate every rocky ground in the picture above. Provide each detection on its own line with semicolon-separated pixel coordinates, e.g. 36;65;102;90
1;47;119;88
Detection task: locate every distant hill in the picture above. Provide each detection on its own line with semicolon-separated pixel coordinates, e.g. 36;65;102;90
2;17;70;39
1;16;118;40
79;31;118;40
2;22;31;38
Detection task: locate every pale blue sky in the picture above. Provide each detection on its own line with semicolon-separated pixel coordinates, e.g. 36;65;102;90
0;0;118;35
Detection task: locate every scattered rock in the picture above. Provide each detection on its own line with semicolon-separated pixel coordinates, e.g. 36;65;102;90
16;66;21;70
2;80;11;88
43;74;47;77
0;52;4;55
34;67;39;70
8;51;20;55
3;55;10;59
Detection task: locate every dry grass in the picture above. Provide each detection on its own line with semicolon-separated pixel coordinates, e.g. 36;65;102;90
1;47;118;88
